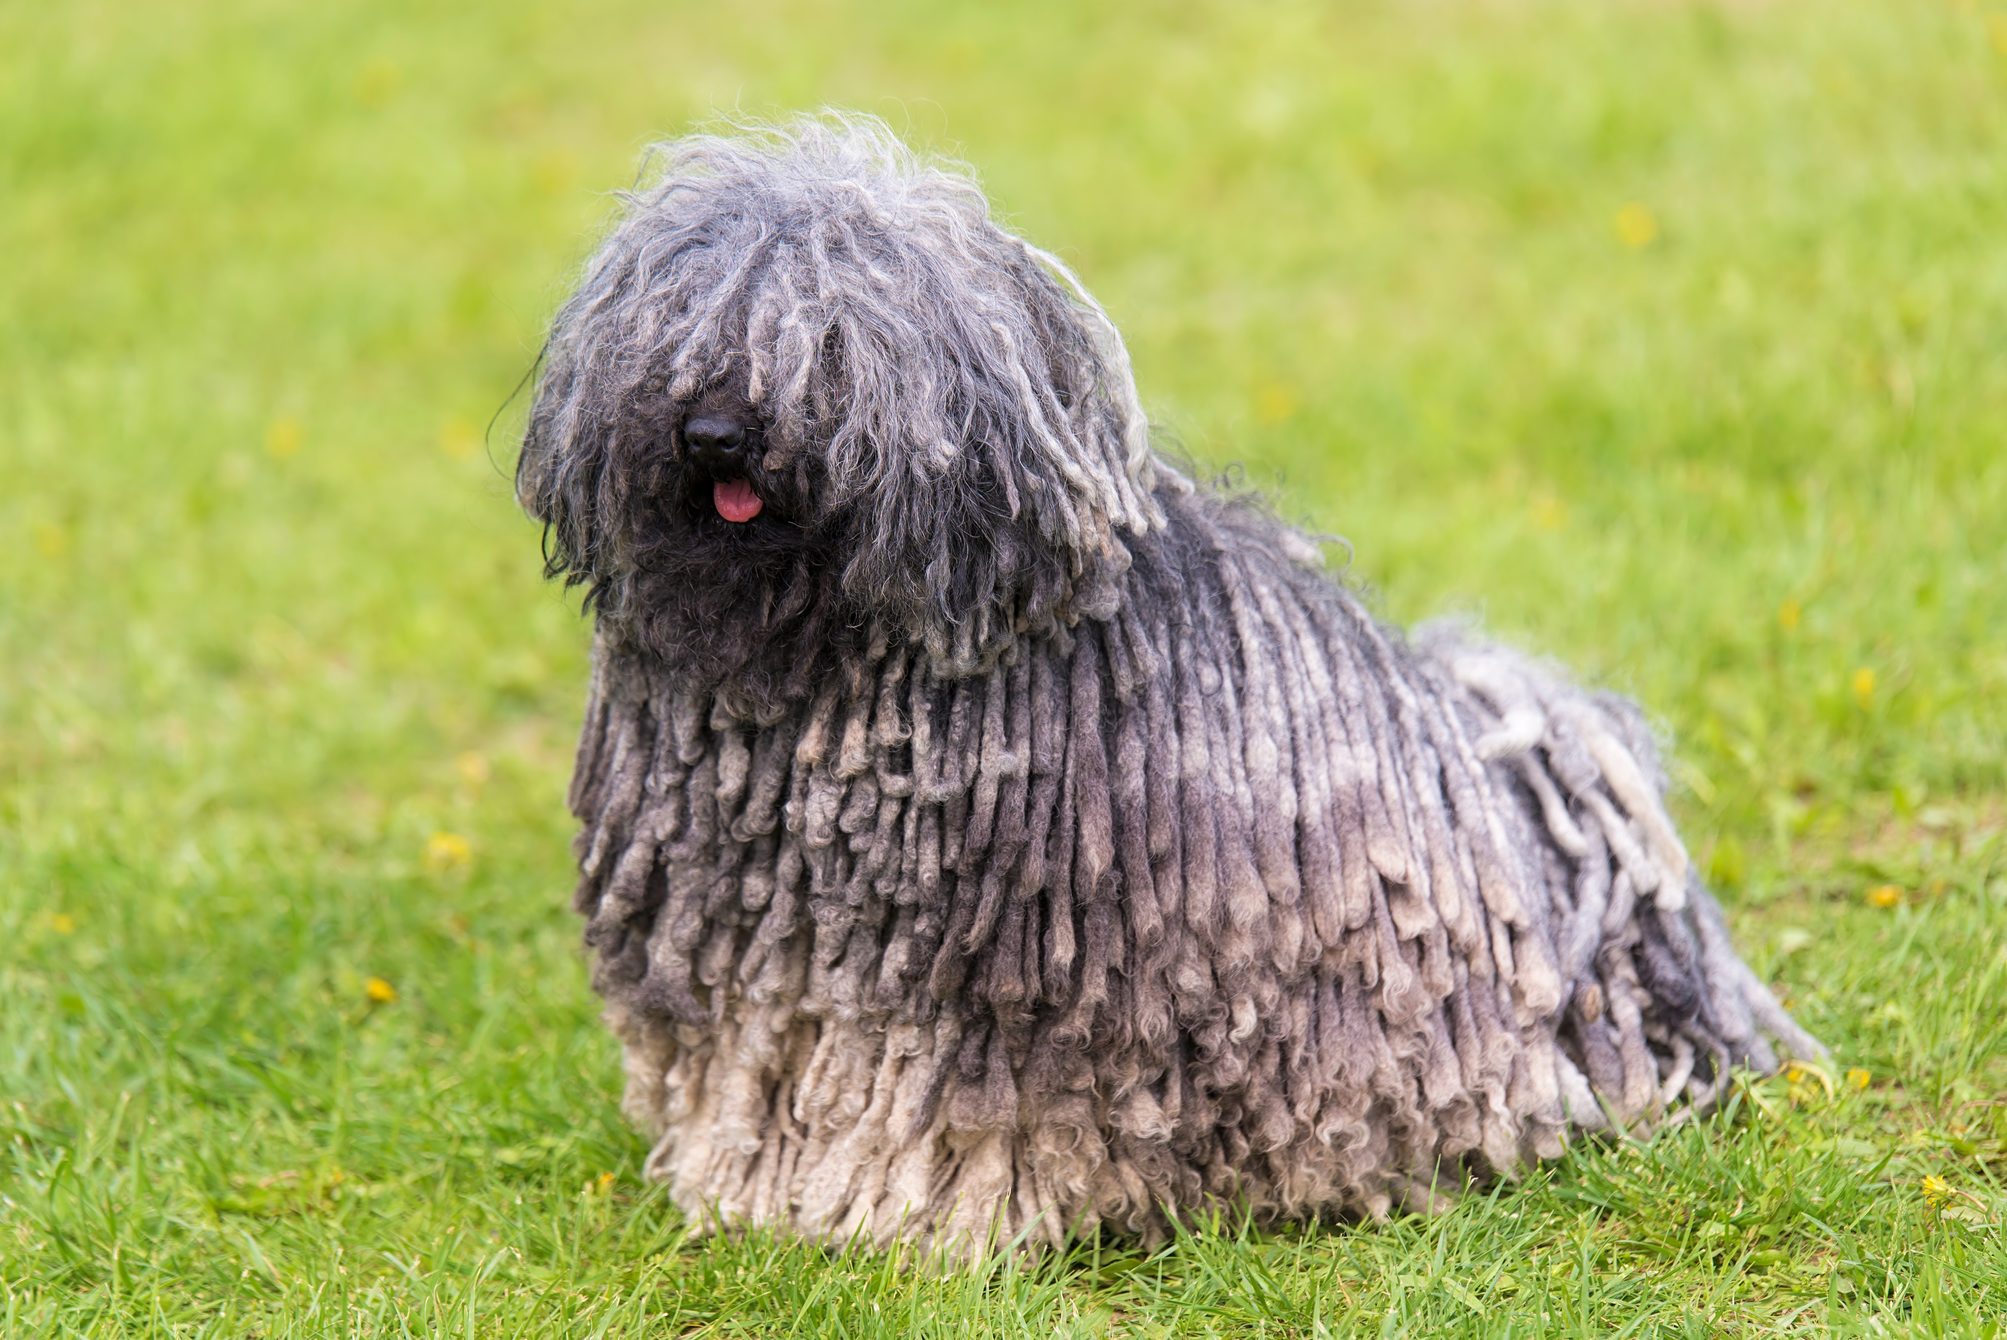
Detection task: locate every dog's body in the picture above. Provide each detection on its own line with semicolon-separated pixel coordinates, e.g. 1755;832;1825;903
520;116;1816;1253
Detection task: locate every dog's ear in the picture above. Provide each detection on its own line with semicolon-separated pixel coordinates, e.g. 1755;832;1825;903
516;330;616;608
814;239;1171;671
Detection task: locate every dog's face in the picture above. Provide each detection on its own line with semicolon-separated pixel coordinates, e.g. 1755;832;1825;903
564;358;851;711
518;118;1165;710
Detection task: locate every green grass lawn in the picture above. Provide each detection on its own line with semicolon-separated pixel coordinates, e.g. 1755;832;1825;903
5;0;2005;1333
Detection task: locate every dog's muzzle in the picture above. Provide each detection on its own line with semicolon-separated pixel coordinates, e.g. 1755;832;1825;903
683;414;764;523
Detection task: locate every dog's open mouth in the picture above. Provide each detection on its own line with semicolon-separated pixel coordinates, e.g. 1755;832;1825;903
711;476;763;524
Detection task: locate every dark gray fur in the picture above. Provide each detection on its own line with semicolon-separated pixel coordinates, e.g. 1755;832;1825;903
519;113;1818;1254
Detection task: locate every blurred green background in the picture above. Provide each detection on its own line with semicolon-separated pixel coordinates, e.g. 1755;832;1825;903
4;1;2004;1334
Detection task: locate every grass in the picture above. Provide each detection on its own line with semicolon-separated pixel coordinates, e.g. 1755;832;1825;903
4;0;2005;1333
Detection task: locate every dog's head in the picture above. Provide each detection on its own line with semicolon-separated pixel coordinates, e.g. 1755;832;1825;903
518;114;1168;711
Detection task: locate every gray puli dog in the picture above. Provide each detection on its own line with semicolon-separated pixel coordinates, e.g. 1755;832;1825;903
517;113;1818;1255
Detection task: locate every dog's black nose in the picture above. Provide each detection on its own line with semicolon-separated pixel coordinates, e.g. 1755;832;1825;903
683;415;748;457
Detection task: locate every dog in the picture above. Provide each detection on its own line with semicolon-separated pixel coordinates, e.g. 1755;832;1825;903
516;113;1818;1255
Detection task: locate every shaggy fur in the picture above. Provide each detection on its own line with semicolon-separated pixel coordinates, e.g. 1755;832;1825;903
518;113;1819;1255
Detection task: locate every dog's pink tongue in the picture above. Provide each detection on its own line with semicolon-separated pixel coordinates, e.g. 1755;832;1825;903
713;478;763;523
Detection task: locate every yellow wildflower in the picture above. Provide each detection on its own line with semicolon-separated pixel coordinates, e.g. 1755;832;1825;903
1777;598;1801;633
438;418;479;461
34;522;69;560
265;418;303;460
1614;203;1658;249
423;831;474;874
1921;1174;1954;1207
50;912;77;935
1866;883;1902;910
364;976;398;1004
355;59;403;108
1851;666;1877;708
1845;1067;1871;1090
530;150;578;199
1252;380;1298;426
